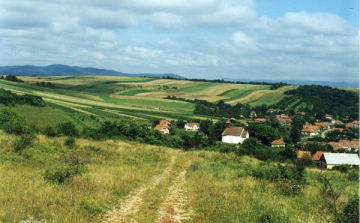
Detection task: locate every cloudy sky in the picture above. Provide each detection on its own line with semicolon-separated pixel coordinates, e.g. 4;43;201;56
0;0;358;82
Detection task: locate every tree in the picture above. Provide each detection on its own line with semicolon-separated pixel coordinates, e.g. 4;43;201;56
241;138;258;150
57;122;79;137
292;115;305;130
290;125;301;145
251;124;280;146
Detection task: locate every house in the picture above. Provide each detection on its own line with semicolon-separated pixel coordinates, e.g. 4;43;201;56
154;119;171;134
328;142;343;151
271;137;286;148
345;122;357;129
315;122;330;130
255;118;267;123
319;153;360;169
325;114;332;120
184;122;200;131
276;114;292;125
334;120;344;125
311;151;330;161
338;140;359;151
160;119;171;126
268;108;275;113
241;121;248;126
250;111;257;118
221;120;249;144
301;125;321;136
297;150;311;159
154;124;170;134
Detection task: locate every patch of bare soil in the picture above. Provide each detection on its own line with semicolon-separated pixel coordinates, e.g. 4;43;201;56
155;160;193;223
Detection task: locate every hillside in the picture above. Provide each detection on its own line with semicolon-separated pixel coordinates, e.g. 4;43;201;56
0;131;358;222
0;75;297;128
0;65;184;79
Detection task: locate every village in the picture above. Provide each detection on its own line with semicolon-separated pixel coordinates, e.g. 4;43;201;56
153;109;360;170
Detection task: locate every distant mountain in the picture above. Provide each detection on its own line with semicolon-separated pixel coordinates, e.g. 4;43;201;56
0;64;184;79
222;78;358;89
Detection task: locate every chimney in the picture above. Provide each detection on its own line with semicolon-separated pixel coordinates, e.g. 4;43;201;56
226;120;231;128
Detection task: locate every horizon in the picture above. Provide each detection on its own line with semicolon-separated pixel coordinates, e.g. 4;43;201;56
0;0;358;83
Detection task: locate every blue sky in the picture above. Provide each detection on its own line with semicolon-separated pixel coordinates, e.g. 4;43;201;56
0;0;358;83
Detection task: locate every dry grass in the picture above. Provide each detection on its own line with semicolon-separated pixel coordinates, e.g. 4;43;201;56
0;132;173;223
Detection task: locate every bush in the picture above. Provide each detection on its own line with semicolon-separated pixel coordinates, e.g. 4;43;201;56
65;137;76;148
332;164;350;173
57;122;79;137
43;151;88;184
43;125;59;137
13;133;36;154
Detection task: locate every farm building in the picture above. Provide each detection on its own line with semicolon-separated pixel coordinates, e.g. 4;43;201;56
271;137;286;148
184;122;200;131
319;153;360;169
311;151;330;161
221;120;249;144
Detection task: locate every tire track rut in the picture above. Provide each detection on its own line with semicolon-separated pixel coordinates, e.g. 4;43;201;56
101;156;176;223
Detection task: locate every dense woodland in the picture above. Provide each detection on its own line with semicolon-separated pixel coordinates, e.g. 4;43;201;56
277;85;359;119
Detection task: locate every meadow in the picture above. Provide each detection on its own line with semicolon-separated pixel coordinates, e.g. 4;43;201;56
0;130;357;222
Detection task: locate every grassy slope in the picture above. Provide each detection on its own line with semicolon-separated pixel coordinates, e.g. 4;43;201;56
0;105;82;129
0;132;357;222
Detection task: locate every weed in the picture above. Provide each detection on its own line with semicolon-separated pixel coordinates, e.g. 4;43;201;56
12;133;36;154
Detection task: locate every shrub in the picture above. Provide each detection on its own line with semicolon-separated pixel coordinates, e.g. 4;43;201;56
65;137;76;148
332;164;350;173
43;151;88;184
13;133;36;154
43;125;59;137
57;122;79;137
347;168;359;181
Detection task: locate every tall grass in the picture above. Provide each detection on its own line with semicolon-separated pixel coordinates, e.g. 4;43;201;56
186;151;358;222
0;131;172;222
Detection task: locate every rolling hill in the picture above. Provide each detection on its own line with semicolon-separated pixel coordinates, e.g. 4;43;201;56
0;64;184;79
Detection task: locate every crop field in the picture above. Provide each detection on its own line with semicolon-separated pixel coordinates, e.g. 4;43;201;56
0;76;302;128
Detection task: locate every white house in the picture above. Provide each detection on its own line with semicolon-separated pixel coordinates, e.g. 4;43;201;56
184;122;200;131
221;121;249;144
319;153;360;169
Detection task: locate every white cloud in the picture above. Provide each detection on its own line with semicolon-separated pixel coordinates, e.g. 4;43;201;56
125;47;163;59
0;0;357;83
166;54;218;67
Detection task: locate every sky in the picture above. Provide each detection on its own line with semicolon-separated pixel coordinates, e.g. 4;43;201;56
0;0;359;83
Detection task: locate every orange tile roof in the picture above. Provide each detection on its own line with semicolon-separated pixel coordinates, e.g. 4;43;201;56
297;150;311;159
346;123;357;128
160;120;171;126
186;122;200;127
315;123;329;127
255;118;267;123
154;124;169;130
311;151;330;161
328;142;343;150
271;137;286;145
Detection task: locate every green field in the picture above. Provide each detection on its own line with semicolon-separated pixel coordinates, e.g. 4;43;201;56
0;76;303;128
118;89;152;96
